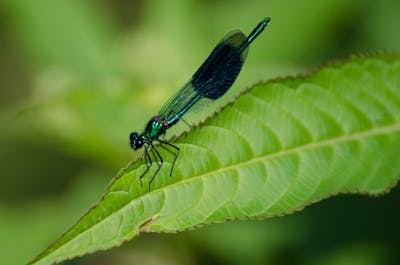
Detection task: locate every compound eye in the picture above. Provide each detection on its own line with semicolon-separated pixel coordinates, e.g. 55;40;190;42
137;138;143;146
129;132;144;150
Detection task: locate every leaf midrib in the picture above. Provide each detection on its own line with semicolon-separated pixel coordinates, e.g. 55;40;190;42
174;122;400;189
44;122;400;262
101;123;400;231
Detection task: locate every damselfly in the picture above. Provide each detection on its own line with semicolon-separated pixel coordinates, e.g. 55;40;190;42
130;18;271;190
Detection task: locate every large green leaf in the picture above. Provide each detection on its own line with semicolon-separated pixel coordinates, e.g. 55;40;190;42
28;53;400;265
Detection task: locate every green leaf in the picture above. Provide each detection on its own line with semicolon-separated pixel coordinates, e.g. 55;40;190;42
28;53;400;265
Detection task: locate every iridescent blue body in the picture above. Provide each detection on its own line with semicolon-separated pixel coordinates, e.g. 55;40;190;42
130;18;271;190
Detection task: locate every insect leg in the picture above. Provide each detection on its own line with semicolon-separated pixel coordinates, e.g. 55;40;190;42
139;146;152;187
158;140;180;177
180;118;192;128
148;144;163;191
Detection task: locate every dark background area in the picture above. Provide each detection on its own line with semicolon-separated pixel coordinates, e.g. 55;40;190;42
0;0;399;264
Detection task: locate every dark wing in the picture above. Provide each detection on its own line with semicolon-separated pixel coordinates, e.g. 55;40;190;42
191;30;248;99
158;30;249;125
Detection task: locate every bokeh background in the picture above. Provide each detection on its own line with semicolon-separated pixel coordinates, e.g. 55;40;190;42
1;0;400;264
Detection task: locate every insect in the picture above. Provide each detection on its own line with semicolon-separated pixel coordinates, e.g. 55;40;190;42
130;17;271;190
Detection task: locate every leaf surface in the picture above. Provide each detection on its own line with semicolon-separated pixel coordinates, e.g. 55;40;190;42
29;53;400;265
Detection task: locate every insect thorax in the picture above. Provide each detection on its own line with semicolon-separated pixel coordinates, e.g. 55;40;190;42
143;116;168;139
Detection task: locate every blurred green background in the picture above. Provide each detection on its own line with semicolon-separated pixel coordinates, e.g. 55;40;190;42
0;0;399;264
